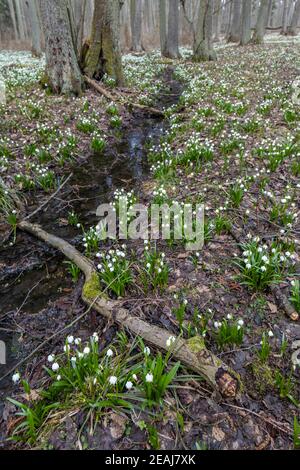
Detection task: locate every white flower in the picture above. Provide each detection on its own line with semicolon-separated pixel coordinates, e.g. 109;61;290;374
145;373;154;383
63;345;70;353
106;348;113;357
52;362;60;372
47;354;55;363
238;319;244;327
246;263;252;269
92;332;99;342
126;381;133;390
227;314;233;320
132;374;137;381
268;330;274;337
214;321;220;329
12;372;20;384
67;335;74;344
74;338;81;345
166;336;176;347
57;375;61;381
261;266;267;272
144;346;150;356
109;375;117;385
83;347;90;355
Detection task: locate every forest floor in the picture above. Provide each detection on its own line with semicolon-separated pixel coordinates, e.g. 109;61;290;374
0;37;300;450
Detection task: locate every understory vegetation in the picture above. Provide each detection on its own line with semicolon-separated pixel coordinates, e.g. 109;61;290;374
1;38;300;451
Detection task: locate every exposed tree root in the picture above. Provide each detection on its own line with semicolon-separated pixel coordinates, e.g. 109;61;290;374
84;76;164;117
229;225;299;322
18;219;241;398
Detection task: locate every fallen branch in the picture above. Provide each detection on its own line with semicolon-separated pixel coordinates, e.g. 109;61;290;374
18;219;241;398
229;225;299;322
84;76;164;117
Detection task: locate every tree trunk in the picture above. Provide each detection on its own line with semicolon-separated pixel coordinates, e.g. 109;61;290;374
130;0;143;52
39;0;83;95
8;0;19;40
240;0;252;45
165;0;180;58
213;0;222;41
281;0;290;34
227;0;242;42
193;0;216;61
251;0;270;44
15;0;27;41
83;0;124;85
27;0;42;57
159;0;168;56
287;0;300;35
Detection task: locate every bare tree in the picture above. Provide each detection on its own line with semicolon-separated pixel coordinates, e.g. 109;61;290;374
227;0;242;43
165;0;180;58
281;0;290;34
26;0;42;57
287;0;300;35
130;0;143;51
193;0;216;61
240;0;252;45
252;0;270;44
159;0;168;55
83;0;124;85
39;0;82;94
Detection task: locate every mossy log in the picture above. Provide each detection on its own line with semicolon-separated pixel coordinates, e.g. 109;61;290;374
18;219;241;398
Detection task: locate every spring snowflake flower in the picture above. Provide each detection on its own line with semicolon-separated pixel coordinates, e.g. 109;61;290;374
144;346;151;356
74;338;81;345
12;372;20;384
132;374;137;381
261;266;267;272
238;319;244;327
126;381;133;390
83;347;90;355
268;330;274;337
67;335;74;344
246;263;252;269
57;375;61;381
227;314;233;320
166;336;176;347
71;357;77;364
47;354;55;363
52;362;60;372
145;373;154;383
92;332;99;342
109;376;117;385
63;345;70;353
106;349;113;357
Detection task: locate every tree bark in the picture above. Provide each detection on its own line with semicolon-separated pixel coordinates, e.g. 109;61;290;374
251;0;270;44
165;0;180;58
287;0;300;35
281;0;290;34
8;0;19;41
39;0;83;95
159;0;168;56
15;0;27;41
227;0;242;43
27;0;42;57
213;0;222;42
193;0;216;62
83;0;124;85
130;0;143;52
240;0;252;45
18;219;241;398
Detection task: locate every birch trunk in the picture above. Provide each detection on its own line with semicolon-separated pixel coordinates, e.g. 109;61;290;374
193;0;216;61
83;0;124;85
39;0;83;95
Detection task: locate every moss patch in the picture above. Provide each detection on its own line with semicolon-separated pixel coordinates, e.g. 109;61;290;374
251;359;274;395
83;272;102;300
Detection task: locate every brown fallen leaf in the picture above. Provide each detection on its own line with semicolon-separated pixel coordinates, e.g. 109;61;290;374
267;302;277;314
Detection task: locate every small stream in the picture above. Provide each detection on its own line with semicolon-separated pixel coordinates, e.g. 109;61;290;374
0;70;182;401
